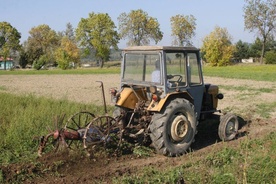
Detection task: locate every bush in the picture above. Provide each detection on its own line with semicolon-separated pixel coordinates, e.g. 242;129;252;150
33;55;47;70
265;51;276;64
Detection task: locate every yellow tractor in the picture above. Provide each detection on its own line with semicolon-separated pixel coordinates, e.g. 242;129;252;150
110;46;239;157
38;46;239;157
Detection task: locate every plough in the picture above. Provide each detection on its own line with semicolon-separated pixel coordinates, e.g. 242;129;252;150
38;82;123;157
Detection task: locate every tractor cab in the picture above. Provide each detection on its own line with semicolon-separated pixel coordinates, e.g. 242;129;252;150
115;46;218;119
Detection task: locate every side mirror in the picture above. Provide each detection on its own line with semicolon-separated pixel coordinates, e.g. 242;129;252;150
216;93;224;100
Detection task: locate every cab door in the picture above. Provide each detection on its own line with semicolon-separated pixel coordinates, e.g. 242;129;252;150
186;52;204;119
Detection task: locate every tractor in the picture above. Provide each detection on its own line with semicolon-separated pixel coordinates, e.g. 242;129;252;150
110;46;239;157
38;46;239;157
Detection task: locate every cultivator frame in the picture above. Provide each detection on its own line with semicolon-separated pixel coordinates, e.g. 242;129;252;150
38;82;125;156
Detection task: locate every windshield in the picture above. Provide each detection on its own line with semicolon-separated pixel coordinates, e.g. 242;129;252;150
122;52;162;84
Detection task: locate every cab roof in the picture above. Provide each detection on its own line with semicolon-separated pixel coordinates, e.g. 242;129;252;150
123;46;200;52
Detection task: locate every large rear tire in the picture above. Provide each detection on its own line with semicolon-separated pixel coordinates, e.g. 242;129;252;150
149;98;197;157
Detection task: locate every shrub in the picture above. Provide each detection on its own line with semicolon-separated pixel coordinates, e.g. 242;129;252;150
264;51;276;64
33;55;47;70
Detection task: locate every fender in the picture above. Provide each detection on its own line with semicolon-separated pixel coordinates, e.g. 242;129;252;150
116;87;148;109
147;91;194;112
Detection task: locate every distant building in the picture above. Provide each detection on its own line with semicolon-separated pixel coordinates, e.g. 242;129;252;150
0;57;14;70
241;58;254;63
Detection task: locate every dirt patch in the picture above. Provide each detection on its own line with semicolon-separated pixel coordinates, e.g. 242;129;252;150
0;74;275;183
0;74;121;106
1;75;275;117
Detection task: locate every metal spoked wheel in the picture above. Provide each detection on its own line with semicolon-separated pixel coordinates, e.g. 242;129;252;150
49;114;67;152
64;111;96;149
83;115;120;149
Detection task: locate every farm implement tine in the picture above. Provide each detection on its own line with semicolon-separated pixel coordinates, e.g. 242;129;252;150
96;81;107;114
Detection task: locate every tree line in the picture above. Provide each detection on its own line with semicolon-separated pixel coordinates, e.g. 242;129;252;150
1;0;276;70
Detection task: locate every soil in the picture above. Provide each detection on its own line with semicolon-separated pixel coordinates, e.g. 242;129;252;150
0;74;275;183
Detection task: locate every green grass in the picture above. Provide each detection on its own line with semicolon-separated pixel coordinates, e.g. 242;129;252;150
218;84;276;118
113;132;276;183
203;64;276;82
0;86;7;91
0;92;112;164
256;102;276;118
220;85;274;93
1;63;275;82
0;66;120;75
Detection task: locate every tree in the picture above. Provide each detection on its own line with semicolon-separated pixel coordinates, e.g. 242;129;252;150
233;40;251;62
248;36;276;61
19;50;28;68
64;23;75;42
201;26;235;66
55;37;80;69
170;14;196;46
243;0;276;63
76;12;119;68
0;21;21;70
58;23;76;43
118;9;163;46
26;24;58;68
249;37;263;58
265;34;276;52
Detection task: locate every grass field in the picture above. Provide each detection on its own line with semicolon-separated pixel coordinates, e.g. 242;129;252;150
202;64;276;82
1;91;275;183
1;63;275;81
0;93;109;165
0;64;275;183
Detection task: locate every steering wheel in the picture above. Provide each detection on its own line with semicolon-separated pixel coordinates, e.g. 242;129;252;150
167;74;183;83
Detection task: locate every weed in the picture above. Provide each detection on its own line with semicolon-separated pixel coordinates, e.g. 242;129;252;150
115;132;275;183
133;146;153;157
0;86;6;91
220;85;274;94
205;146;240;168
256;102;276;118
259;88;274;93
0;170;3;183
211;172;236;184
0;92;111;164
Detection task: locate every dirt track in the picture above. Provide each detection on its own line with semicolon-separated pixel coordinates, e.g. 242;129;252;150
0;74;276;183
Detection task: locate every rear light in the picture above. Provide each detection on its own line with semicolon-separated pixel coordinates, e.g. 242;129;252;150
152;94;160;102
110;88;117;96
109;88;118;103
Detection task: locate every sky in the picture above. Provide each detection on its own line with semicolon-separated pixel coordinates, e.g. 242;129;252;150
0;0;256;48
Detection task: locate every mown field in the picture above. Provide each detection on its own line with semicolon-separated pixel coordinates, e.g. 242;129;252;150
1;63;276;81
0;64;275;183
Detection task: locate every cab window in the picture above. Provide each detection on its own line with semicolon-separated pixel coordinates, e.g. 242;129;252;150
165;52;186;87
187;53;201;86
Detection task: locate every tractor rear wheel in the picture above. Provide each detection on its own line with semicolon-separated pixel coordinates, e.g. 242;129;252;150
218;113;239;141
149;98;197;157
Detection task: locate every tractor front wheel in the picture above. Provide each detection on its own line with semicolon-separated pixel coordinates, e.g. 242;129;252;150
149;98;197;157
218;113;239;141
